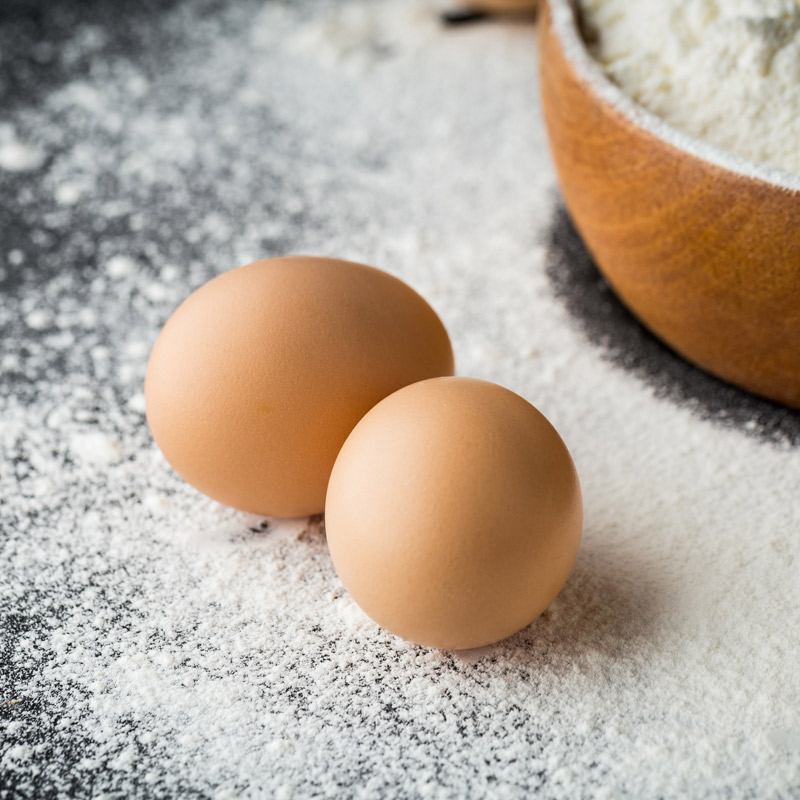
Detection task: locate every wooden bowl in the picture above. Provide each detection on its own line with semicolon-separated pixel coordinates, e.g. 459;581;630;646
539;0;800;409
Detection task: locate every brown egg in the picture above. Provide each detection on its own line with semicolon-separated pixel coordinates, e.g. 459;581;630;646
145;256;454;517
325;377;582;650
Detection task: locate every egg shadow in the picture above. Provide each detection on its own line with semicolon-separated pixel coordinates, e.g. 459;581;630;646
544;203;800;447
530;539;664;659
451;534;666;668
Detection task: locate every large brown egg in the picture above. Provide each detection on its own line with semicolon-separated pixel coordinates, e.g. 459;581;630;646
325;377;582;650
144;256;454;517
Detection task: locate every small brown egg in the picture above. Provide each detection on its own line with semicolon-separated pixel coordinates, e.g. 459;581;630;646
325;377;582;650
145;256;454;517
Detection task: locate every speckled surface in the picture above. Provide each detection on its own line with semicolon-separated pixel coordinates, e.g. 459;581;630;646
2;2;799;798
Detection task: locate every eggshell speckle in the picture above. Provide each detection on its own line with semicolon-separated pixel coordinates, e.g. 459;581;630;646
144;256;454;517
325;376;582;650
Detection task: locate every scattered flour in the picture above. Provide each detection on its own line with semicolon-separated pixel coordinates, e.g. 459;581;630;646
105;255;138;278
0;138;44;172
69;432;125;467
1;1;799;798
7;250;25;267
24;310;54;331
580;0;800;175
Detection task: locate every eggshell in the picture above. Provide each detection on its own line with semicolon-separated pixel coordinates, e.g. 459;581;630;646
325;376;582;650
145;256;454;517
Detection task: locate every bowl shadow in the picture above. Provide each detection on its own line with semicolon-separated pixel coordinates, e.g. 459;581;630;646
543;203;800;448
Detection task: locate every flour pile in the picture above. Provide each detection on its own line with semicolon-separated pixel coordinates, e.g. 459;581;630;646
1;1;799;797
581;0;800;175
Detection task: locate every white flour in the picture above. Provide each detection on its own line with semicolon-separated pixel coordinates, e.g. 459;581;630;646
581;0;800;176
1;1;799;798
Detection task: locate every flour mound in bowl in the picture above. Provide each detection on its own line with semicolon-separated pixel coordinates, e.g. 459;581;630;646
581;0;800;176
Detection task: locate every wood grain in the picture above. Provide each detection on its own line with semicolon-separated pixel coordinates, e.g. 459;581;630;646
539;0;800;409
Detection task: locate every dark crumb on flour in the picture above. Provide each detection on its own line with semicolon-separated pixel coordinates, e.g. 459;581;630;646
545;203;800;447
440;9;491;25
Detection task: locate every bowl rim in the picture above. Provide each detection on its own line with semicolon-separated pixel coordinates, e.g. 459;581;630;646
546;0;800;195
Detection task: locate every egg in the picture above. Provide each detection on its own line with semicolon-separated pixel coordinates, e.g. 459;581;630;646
145;256;454;517
325;377;582;650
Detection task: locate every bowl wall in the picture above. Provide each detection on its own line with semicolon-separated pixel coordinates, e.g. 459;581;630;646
539;0;800;409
